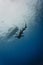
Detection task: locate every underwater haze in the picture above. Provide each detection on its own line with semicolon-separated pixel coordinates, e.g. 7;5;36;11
0;0;43;65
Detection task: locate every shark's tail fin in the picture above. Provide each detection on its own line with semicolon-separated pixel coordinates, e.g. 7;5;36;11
25;23;27;28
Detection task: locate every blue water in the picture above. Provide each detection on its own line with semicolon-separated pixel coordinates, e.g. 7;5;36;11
0;0;43;65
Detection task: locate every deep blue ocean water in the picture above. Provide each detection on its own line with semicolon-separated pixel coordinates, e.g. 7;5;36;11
0;0;43;65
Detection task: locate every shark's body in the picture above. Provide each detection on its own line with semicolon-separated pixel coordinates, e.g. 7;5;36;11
7;26;18;39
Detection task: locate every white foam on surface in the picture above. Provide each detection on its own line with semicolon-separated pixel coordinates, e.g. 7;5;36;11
0;0;37;37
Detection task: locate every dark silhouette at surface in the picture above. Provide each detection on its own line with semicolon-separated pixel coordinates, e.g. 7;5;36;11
16;23;27;39
6;23;27;39
7;26;19;39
